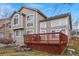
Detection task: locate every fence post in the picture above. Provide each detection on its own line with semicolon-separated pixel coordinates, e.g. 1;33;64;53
59;32;61;45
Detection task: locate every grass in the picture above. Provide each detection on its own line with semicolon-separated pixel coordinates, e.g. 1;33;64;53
63;45;79;56
0;48;49;56
0;52;49;56
1;45;79;56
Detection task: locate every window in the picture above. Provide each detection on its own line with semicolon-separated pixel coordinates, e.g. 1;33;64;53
15;30;19;36
27;15;34;27
40;22;47;28
27;15;34;22
6;23;11;28
14;15;18;25
27;30;33;34
27;23;33;27
52;30;55;38
0;32;4;38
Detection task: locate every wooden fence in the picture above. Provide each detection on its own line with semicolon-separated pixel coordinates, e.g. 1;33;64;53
24;32;68;55
71;39;79;46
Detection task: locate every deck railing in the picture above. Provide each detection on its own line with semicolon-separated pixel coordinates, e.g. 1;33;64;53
24;32;68;54
24;32;68;45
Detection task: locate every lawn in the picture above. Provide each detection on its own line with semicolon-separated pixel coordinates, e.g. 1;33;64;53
0;45;79;56
0;48;49;56
63;45;79;56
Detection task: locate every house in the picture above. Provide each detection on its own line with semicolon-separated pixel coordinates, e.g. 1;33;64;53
11;7;72;45
11;7;47;45
0;18;12;40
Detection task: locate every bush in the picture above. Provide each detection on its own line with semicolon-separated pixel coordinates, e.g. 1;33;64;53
70;37;77;40
15;45;32;52
0;38;14;44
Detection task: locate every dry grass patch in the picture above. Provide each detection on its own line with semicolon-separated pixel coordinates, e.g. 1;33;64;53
0;48;49;56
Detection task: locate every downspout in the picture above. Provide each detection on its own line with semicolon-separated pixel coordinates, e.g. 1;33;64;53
35;10;38;34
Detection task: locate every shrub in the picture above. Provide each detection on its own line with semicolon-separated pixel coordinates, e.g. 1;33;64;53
0;38;14;44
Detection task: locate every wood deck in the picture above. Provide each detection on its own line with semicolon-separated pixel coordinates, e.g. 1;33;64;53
24;32;68;55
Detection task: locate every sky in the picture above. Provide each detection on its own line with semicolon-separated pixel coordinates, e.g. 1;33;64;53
0;3;79;24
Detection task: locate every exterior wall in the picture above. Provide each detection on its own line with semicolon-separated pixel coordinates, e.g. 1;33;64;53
48;17;70;35
11;13;24;30
40;16;71;36
13;30;24;45
20;8;46;34
37;13;46;33
11;8;46;45
11;13;25;45
40;22;47;33
20;8;36;34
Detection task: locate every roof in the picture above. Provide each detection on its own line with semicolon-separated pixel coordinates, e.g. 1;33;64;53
10;7;47;18
40;13;71;22
10;11;26;18
0;18;11;21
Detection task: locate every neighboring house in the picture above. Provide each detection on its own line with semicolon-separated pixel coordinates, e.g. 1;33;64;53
0;18;12;40
11;7;47;45
71;29;79;39
40;13;72;37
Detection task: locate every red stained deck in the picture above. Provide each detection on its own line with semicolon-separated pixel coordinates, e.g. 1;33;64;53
24;32;68;55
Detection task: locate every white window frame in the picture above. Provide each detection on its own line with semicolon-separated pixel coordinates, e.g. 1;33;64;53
40;29;46;33
26;14;34;28
40;30;47;40
26;29;34;34
14;30;22;37
40;22;47;28
13;14;19;26
0;32;4;38
15;30;19;36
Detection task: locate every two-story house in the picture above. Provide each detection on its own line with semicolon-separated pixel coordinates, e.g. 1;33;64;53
11;7;47;45
11;7;72;45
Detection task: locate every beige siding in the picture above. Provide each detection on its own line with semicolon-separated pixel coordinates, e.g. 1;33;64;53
11;13;24;29
0;19;12;39
48;16;70;35
20;8;46;34
11;8;46;45
40;16;71;36
20;8;36;34
40;22;47;33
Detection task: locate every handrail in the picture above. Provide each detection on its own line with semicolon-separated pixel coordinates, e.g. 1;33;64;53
24;32;68;45
24;32;61;36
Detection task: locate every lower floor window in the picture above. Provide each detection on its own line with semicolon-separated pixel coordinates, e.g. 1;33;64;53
27;30;34;34
14;30;23;36
27;23;33;27
15;30;19;36
40;29;46;33
0;32;4;38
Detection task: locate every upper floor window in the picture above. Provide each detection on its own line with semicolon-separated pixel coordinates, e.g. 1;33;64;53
27;14;34;27
6;22;11;28
14;15;18;25
27;15;34;22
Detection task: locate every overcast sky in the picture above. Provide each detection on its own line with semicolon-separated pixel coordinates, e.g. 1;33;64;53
0;3;79;24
